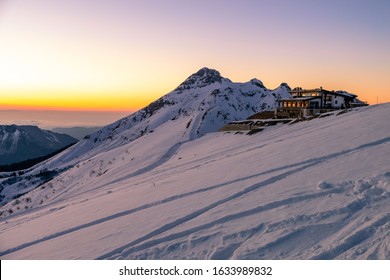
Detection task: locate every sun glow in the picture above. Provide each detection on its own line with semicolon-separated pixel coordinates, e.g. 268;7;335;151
0;89;157;111
0;0;389;113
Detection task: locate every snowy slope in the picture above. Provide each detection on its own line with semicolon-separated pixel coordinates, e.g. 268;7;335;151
0;103;389;260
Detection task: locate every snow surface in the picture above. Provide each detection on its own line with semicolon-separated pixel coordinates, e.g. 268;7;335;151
0;102;389;260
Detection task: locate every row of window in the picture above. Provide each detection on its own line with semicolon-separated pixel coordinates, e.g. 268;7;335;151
294;93;320;97
283;101;309;107
283;98;340;108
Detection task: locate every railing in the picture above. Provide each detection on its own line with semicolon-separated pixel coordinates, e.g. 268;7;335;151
275;108;338;118
303;108;339;116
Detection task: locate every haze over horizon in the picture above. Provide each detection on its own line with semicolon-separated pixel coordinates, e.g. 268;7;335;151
1;0;389;125
0;110;132;129
0;109;131;129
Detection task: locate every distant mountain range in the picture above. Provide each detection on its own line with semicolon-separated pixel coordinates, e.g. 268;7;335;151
0;125;77;166
51;126;102;140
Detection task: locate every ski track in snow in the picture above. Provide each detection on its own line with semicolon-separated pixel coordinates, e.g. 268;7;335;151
23;140;189;211
102;141;188;187
113;184;388;260
99;187;343;259
97;136;390;259
311;213;390;260
1;135;389;258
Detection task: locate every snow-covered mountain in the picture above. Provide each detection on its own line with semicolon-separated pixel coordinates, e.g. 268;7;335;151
0;125;77;165
42;68;290;167
1;68;388;260
0;67;290;205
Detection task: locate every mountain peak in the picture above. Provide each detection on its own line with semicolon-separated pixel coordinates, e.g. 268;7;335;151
279;82;291;90
174;67;230;91
250;78;265;88
195;67;221;78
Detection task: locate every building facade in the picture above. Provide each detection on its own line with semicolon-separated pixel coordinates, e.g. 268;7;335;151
275;87;359;118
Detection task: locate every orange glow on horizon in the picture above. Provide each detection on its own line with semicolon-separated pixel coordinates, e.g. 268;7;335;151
0;88;163;112
1;76;384;112
0;103;136;112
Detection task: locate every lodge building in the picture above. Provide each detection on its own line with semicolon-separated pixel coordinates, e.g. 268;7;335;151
274;87;363;118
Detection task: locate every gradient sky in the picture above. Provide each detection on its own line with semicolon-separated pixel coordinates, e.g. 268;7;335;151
1;0;389;114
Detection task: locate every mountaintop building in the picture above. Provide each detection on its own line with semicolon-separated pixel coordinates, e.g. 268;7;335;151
275;87;367;118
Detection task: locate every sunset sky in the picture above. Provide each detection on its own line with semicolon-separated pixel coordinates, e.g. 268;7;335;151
0;0;389;126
